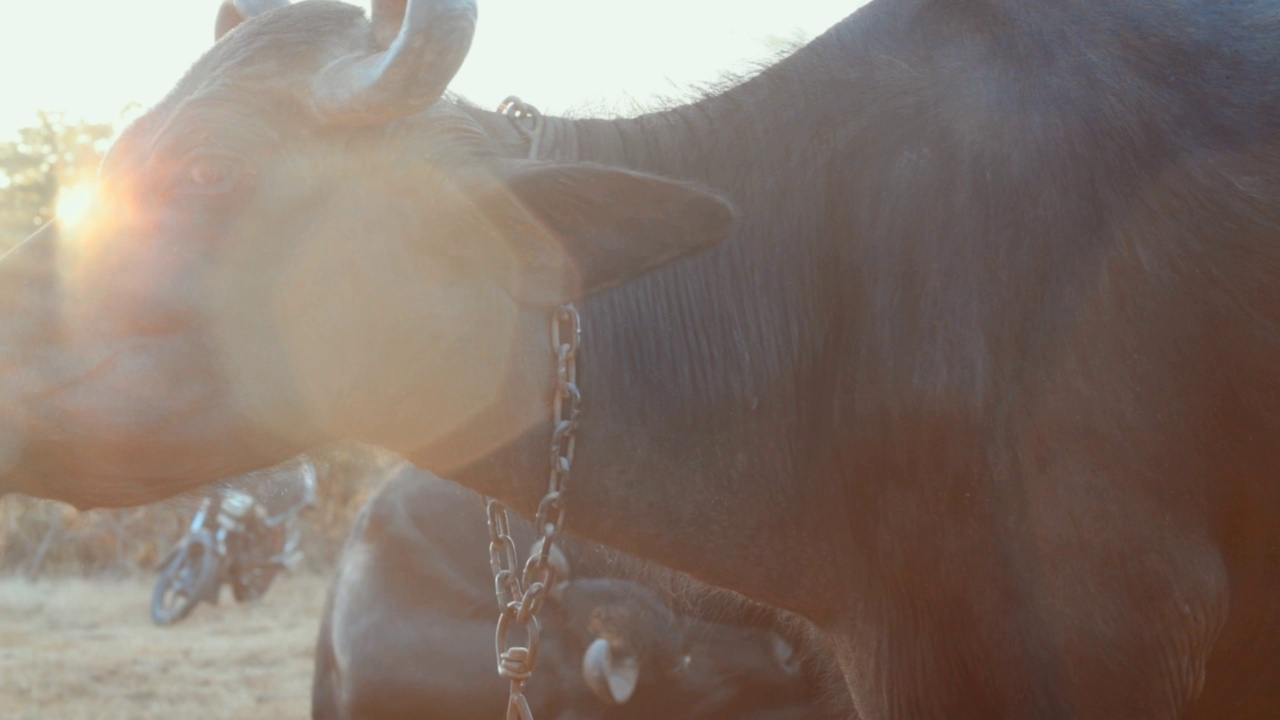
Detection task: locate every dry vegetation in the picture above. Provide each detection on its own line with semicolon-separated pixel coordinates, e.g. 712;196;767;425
0;574;330;720
0;444;405;719
0;443;398;578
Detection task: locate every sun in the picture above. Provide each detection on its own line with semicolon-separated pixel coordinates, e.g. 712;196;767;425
56;183;96;229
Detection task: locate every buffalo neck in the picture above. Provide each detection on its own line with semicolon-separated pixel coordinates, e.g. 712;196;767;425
445;22;861;620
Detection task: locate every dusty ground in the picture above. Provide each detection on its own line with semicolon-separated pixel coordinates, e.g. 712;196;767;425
0;573;329;720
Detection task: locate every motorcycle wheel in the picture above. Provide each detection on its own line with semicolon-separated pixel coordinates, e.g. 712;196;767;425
150;539;218;626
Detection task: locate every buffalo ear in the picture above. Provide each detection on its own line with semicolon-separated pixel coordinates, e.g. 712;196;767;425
469;162;735;307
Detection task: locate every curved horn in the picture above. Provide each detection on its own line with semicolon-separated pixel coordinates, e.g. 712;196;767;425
311;0;477;126
582;638;640;705
770;633;802;675
215;0;291;42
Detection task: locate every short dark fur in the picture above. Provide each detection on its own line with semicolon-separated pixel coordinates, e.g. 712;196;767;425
453;2;1280;717
311;464;831;720
17;1;1280;717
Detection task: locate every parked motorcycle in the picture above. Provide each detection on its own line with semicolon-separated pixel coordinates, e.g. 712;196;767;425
150;461;317;625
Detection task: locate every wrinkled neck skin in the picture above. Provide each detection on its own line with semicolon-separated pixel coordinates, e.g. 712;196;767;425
430;41;858;621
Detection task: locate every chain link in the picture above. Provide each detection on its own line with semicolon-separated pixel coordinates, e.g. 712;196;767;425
497;95;545;161
483;304;580;720
484;100;579;720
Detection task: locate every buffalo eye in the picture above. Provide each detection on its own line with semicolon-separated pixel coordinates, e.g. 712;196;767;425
182;153;251;195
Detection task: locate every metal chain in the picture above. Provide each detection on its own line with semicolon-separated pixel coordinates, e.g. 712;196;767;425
497;96;545;161
483;97;580;720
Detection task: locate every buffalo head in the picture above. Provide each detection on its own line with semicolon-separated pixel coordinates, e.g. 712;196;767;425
553;578;813;719
0;0;733;507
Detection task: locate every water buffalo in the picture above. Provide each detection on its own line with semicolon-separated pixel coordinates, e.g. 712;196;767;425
312;463;830;720
2;0;1280;717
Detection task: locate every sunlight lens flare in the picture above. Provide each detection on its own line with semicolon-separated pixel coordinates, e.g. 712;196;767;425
55;183;96;230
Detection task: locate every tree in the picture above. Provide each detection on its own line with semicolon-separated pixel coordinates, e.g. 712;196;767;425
0;112;115;252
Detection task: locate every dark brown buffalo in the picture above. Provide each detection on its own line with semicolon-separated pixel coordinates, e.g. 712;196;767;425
2;0;1279;717
312;463;830;720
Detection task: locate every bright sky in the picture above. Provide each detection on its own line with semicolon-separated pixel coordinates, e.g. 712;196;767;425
0;0;866;139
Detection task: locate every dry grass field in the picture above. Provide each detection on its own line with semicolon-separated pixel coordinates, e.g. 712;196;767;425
0;574;330;720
